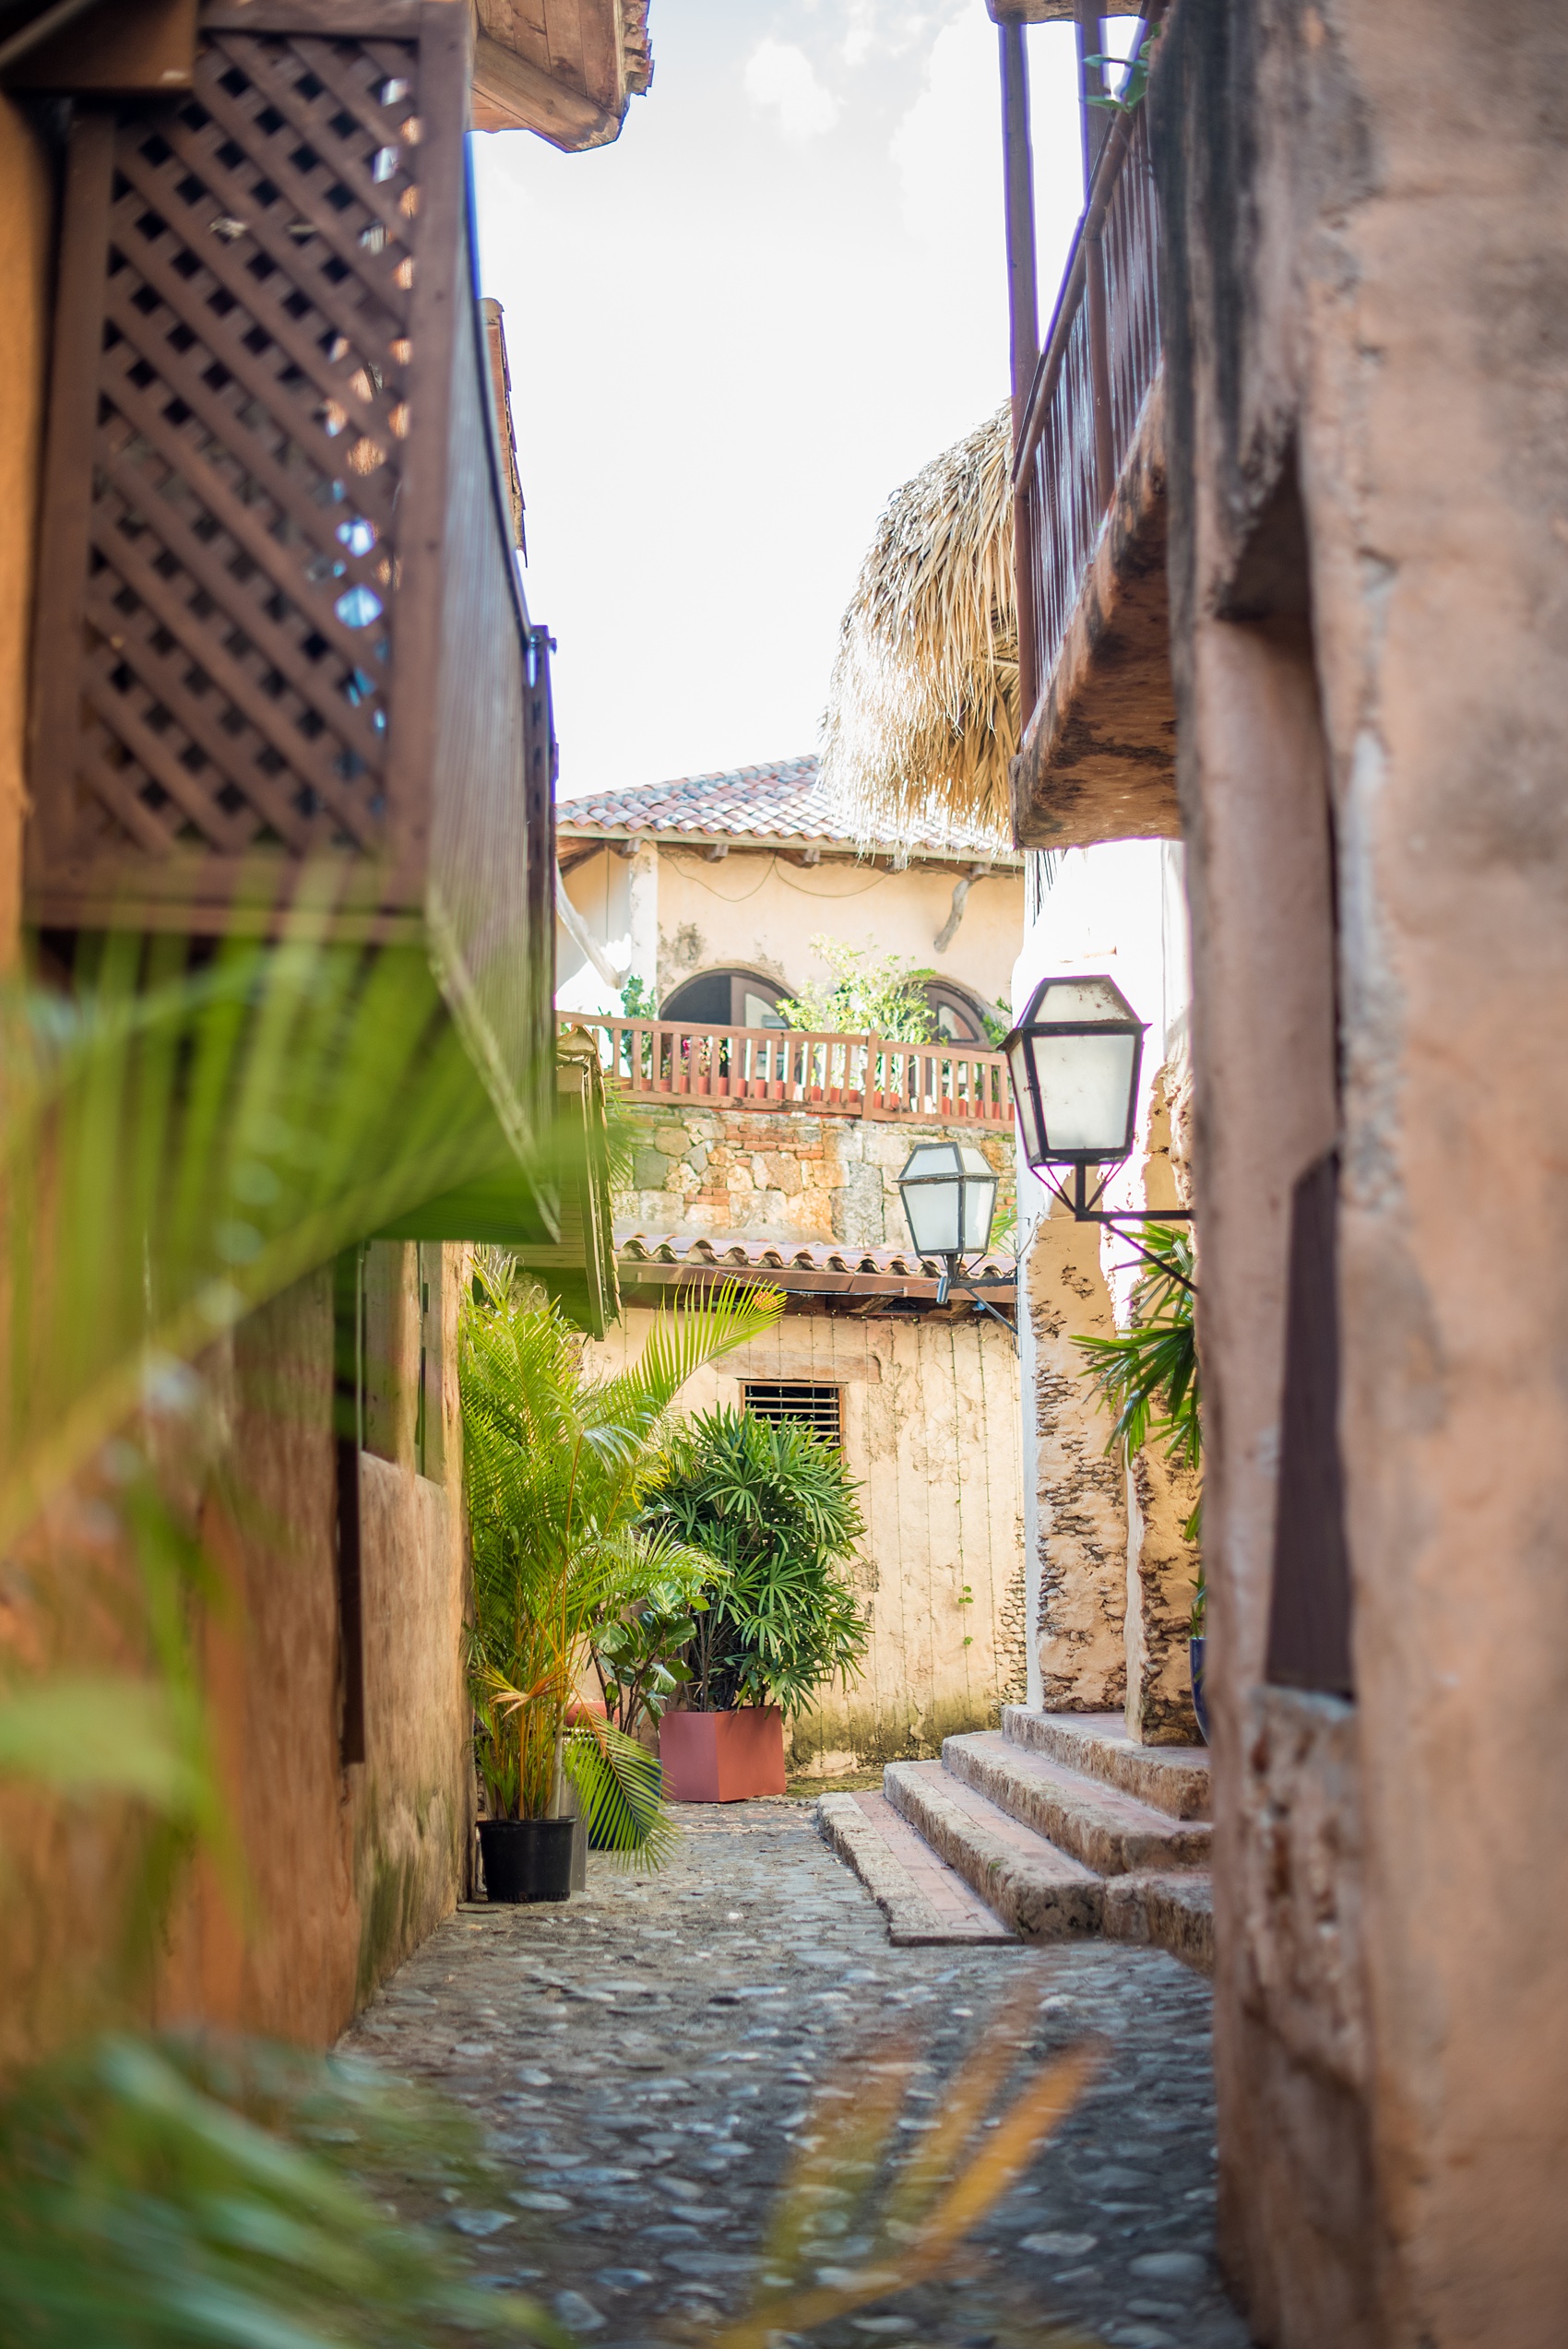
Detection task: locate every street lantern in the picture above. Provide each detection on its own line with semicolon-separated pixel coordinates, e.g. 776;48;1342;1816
895;1141;1015;1334
1004;973;1147;1172
1004;973;1194;1235
897;1140;999;1263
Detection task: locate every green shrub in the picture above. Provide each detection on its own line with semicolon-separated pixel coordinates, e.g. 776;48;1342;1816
650;1407;871;1714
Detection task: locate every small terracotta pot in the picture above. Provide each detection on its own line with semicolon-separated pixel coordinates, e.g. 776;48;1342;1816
659;1707;786;1802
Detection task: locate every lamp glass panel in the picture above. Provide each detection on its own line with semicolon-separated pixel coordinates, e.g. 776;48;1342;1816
1008;1036;1044;1164
1033;1030;1139;1156
903;1177;963;1255
961;1171;998;1252
902;1144;957;1180
1032;977;1134;1023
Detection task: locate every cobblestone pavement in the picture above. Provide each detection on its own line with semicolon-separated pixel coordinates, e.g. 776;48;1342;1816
341;1802;1252;2349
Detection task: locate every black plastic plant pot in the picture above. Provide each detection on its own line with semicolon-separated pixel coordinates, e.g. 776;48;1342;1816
478;1816;575;1904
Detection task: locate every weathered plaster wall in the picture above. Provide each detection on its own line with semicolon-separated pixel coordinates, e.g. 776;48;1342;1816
1155;1;1568;2338
1011;844;1196;1736
0;99;52;966
557;840;1024;1026
586;1306;1027;1776
613;1099;1016;1252
1022;1205;1127;1712
1124;1071;1202;1746
0;1249;474;2059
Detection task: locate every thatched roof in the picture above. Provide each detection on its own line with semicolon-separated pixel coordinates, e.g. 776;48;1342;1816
820;406;1016;853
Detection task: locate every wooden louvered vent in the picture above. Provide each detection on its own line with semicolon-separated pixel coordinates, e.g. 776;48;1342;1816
28;0;554;1143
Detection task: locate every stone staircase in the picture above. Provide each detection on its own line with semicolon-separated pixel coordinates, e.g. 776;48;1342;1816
818;1705;1213;1972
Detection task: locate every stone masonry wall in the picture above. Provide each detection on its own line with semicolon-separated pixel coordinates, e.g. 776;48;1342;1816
612;1099;1016;1251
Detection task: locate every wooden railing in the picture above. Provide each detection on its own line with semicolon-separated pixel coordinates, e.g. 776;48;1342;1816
1014;64;1161;722
26;2;555;1145
565;1019;1014;1126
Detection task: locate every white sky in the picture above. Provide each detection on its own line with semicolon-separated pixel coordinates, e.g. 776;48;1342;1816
471;5;1136;803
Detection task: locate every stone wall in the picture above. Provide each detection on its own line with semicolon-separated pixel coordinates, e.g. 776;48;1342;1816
613;1098;1016;1251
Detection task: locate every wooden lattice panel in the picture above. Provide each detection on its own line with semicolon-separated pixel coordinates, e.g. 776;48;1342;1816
29;2;469;927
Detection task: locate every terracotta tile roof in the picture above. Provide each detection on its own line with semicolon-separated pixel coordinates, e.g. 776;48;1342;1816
615;1230;1017;1309
556;755;1019;863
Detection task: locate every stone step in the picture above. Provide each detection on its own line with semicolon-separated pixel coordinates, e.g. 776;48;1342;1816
942;1731;1212;1876
1002;1705;1210;1821
1103;1870;1215;1975
881;1761;1103;1941
815;1788;1017;1946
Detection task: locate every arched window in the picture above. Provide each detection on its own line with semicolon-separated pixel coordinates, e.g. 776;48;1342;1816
924;980;992;1044
662;969;789;1029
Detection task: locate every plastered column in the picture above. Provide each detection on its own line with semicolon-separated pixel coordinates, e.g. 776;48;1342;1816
1123;1066;1202;1745
1022;1204;1126;1712
624;841;659;1001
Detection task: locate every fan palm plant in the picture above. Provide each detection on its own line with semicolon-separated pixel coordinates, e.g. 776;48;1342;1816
460;1270;782;1861
1075;1221;1203;1621
651;1407;871;1715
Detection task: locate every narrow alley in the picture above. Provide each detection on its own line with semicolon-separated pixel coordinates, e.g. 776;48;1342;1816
341;1804;1243;2349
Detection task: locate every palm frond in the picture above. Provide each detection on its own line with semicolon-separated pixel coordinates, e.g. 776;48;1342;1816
564;1716;678;1870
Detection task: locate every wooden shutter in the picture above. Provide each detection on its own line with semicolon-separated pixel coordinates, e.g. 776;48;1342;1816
1265;1148;1354;1695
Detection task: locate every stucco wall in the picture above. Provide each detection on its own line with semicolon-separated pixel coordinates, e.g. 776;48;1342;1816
558;839;1024;1026
1155;1;1568;2338
614;1098;1016;1252
587;1306;1027;1776
0;1249;474;2060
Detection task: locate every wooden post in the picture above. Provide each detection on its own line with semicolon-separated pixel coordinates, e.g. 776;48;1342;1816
1077;1;1114;512
1075;0;1110;189
998;18;1040;744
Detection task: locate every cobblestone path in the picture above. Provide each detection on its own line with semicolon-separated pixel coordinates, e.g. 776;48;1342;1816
341;1802;1251;2349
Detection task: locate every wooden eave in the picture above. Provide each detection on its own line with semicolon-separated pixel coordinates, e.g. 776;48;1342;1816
469;0;652;148
554;828;1024;875
615;1255;1016;1324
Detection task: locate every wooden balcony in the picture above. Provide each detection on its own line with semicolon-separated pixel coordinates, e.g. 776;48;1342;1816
25;0;555;1154
568;1017;1014;1129
1010;74;1177;850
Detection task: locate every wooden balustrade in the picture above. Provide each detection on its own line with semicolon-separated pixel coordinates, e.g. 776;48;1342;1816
564;1018;1014;1126
1014;71;1161;720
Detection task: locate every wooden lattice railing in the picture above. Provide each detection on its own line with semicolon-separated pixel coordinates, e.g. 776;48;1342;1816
27;0;554;1141
565;1018;1014;1126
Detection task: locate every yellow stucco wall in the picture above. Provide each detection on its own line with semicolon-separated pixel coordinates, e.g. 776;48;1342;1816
0;98;53;966
559;840;1024;1029
588;1304;1027;1778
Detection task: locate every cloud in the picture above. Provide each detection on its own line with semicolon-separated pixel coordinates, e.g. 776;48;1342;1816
888;13;996;264
743;38;840;139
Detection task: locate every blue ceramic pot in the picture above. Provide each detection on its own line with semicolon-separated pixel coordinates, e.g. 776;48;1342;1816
1189;1634;1209;1746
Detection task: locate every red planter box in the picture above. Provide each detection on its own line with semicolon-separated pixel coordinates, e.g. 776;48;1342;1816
659;1707;786;1802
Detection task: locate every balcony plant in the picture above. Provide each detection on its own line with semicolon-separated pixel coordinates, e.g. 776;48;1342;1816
461;1266;781;1892
648;1406;871;1799
1075;1221;1206;1738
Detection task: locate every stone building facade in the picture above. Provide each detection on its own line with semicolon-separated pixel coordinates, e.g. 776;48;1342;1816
598;1090;1025;1778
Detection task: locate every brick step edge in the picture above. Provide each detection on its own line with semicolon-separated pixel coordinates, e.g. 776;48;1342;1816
942;1733;1212;1877
814;1794;1014;1946
1104;1871;1215;1975
1001;1705;1210;1822
881;1764;1103;1941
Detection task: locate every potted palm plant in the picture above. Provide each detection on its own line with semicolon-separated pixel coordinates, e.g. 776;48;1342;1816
461;1263;780;1899
648;1406;871;1801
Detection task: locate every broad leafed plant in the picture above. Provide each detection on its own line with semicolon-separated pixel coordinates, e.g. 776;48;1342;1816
461;1267;782;1859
